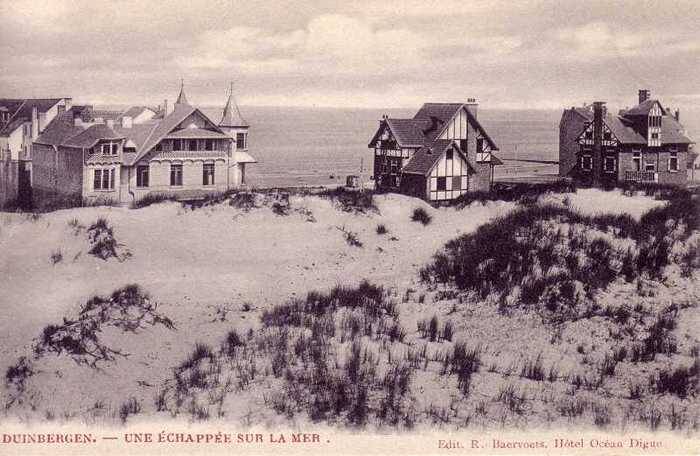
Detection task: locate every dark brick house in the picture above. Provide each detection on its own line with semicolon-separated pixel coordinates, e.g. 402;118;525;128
559;90;694;187
368;101;502;201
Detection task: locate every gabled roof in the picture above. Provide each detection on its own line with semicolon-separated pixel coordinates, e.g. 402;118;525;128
413;103;463;143
386;118;430;147
0;98;66;136
64;124;124;148
577;112;694;146
402;139;456;175
119;106;155;120
0;118;26;137
34;110;84;147
125;104;226;165
113;123;158;151
624;99;666;116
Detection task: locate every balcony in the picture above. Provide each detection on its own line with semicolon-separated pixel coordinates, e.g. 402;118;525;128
625;170;658;183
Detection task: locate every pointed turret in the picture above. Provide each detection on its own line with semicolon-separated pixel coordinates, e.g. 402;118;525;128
219;82;248;128
175;79;189;106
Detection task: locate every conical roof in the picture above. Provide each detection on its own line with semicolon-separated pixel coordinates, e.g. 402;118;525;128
175;79;189;106
219;83;248;127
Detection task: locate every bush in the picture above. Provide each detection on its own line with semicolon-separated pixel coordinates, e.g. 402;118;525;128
420;194;700;318
411;207;432;225
132;193;178;209
87;218;130;261
452;180;576;208
316;188;376;213
50;249;63;265
119;397;141;423
376;224;388;235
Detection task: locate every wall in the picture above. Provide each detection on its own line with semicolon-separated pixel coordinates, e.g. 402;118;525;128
427;148;470;201
125;158;231;203
617;146;688;187
469;162;493;192
0;156;19;208
559;109;588;177
32;143;84;208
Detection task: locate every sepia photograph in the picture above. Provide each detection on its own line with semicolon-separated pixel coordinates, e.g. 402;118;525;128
0;0;698;455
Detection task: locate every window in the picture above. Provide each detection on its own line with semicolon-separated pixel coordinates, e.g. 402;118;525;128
581;154;592;171
203;163;215;185
452;176;461;191
93;168;115;190
136;166;149;187
170;163;183;186
188;140;198;151
445;149;453;160
436;176;447;191
632;151;641;171
205;139;214;151
603;131;612;141
476;138;484;153
100;143;118;155
669;151;678;172
94;169;102;190
236;133;246;149
604;156;616;173
173;139;182;151
645;162;656;172
651;132;659;139
584;131;593;140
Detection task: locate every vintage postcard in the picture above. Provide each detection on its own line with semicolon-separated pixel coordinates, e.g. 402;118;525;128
0;0;699;455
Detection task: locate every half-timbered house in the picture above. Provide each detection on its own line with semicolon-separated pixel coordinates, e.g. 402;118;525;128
368;101;502;201
560;90;694;187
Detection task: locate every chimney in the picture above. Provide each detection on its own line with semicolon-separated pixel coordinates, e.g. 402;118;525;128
638;89;651;104
106;119;114;129
592;101;606;186
674;109;680;122
122;116;133;128
31;107;39;140
465;97;478;118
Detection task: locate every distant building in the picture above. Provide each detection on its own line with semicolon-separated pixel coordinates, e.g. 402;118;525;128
559;90;695;187
31;83;255;208
0;97;72;207
368;101;502;201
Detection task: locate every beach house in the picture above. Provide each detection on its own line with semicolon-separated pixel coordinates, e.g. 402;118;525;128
31;83;255;208
368;101;502;202
559;90;694;187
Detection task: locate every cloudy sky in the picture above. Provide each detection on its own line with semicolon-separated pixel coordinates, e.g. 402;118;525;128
1;0;699;110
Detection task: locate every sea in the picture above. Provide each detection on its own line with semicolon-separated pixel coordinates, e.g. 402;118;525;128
113;105;700;188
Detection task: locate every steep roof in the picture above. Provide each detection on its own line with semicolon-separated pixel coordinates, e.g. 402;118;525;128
64;124;124;148
624;99;666;116
402;139;456;175
0;98;65;136
35;104;232;160
34;110;84;147
165;128;230;139
580;113;695;146
119;106;155;119
385;118;429;147
219;90;248;127
175;82;189;105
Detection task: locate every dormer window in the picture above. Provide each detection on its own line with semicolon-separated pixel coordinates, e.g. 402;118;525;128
101;143;118;155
